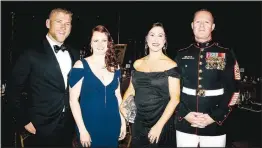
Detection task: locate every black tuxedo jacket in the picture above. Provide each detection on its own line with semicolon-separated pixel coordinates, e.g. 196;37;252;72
6;38;80;136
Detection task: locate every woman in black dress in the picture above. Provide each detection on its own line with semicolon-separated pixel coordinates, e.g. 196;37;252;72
120;22;181;148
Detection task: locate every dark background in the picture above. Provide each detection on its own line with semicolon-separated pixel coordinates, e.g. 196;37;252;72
1;1;261;147
2;1;261;80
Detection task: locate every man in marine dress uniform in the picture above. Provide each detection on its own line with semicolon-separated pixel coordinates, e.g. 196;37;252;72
174;9;241;147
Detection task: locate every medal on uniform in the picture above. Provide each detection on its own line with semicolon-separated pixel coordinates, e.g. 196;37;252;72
206;52;226;70
217;53;226;70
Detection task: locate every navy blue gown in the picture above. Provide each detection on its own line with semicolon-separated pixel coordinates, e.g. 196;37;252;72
68;59;121;148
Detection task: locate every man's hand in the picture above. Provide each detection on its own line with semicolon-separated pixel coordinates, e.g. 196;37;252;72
24;122;36;134
201;114;215;126
184;112;206;128
188;113;215;128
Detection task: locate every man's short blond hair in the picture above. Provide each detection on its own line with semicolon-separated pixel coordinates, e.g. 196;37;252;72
193;9;214;23
49;8;73;19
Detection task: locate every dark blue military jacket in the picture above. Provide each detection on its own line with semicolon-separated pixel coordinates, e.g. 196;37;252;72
174;40;240;136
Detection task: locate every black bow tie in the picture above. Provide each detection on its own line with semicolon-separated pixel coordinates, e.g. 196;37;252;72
54;44;67;53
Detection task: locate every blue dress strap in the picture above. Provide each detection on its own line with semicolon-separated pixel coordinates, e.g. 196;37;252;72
81;58;90;70
68;60;85;88
115;69;121;79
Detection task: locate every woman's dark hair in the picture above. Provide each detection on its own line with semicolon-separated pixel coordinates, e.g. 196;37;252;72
144;22;168;55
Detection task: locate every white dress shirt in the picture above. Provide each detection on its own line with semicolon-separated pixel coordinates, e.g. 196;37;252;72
46;34;72;112
46;34;72;89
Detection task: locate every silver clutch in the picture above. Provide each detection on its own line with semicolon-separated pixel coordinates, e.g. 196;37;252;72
122;95;136;123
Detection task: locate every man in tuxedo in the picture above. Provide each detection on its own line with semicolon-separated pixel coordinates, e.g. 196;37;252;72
6;8;79;146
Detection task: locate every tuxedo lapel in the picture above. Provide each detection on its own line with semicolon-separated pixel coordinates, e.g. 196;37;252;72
43;39;65;90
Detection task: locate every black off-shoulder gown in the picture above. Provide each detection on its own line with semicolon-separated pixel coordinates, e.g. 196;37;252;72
131;67;180;148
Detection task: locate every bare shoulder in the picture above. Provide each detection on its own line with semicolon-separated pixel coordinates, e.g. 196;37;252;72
73;60;84;68
116;64;121;70
133;57;147;70
163;56;177;69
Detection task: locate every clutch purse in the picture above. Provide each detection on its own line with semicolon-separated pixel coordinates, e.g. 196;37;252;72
122;95;137;123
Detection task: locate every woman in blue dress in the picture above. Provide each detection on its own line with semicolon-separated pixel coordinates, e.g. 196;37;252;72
68;25;126;147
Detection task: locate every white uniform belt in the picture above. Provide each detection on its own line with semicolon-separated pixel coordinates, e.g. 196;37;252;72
182;87;224;97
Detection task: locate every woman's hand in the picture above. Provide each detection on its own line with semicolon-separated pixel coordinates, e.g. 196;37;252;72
80;131;92;147
148;124;163;144
119;121;127;140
